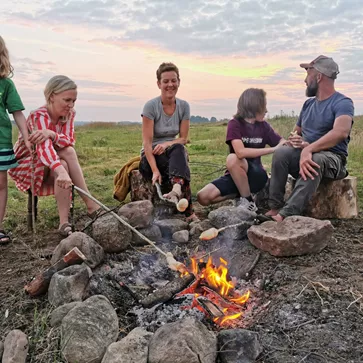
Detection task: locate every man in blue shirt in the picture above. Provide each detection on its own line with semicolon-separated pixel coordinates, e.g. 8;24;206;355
266;55;354;221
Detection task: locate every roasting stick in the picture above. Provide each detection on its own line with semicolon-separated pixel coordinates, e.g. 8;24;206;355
73;185;187;273
155;182;189;212
199;221;255;241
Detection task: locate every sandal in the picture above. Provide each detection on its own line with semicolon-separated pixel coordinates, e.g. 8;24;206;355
0;230;11;245
59;223;73;237
87;208;104;220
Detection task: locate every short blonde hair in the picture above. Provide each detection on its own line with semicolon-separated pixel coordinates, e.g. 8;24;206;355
156;62;180;82
0;36;13;78
234;88;267;120
44;75;77;104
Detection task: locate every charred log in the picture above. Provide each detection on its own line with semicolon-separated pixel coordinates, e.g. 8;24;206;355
140;274;195;308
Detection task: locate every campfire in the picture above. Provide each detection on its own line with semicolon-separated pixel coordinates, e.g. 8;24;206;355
177;256;250;326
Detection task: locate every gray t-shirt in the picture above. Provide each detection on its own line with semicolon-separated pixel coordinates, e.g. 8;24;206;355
297;92;354;156
142;96;190;148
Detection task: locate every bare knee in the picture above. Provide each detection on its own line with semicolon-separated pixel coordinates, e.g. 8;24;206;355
58;146;78;162
197;184;221;206
226;154;247;172
197;189;210;206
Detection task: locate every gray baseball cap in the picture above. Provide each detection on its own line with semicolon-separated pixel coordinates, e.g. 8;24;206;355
300;55;340;79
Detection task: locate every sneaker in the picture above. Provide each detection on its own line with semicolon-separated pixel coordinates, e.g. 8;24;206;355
236;197;258;213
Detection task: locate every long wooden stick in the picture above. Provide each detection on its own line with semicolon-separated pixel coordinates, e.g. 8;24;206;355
74;185;168;257
74;186;187;273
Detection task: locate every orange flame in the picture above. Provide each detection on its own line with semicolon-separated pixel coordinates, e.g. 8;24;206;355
181;255;250;325
204;257;234;296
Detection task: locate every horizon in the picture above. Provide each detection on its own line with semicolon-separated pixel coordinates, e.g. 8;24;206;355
2;0;363;122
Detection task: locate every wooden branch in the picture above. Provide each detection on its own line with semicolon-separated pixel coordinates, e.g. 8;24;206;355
24;247;86;297
140;274;195;308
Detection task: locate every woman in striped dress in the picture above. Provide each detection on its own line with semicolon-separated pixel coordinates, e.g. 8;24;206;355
0;36;31;244
9;75;100;237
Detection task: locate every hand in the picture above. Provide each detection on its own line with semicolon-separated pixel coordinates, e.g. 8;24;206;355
273;138;288;150
288;133;309;149
152;143;168;155
24;140;33;155
56;170;72;189
152;170;162;185
299;148;320;181
29;130;55;144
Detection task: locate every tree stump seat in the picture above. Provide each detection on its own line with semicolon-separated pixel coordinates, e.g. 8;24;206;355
255;175;358;219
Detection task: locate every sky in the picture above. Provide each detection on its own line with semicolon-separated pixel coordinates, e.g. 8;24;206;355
1;0;363;122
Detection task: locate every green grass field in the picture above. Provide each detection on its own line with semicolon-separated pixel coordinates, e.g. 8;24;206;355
7;116;363;234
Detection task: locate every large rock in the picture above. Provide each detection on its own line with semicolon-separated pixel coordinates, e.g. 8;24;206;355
48;264;92;307
172;230;189;243
50;302;82;327
154;219;188;237
148;318;217;363
92;213;132;253
132;224;162;246
101;327;153;363
189;219;214;237
247;216;333;256
61;295;119;363
51;232;104;268
2;330;28;363
208;206;254;240
218;329;263;363
118;200;154;228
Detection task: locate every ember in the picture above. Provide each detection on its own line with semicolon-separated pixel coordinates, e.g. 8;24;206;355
178;256;250;326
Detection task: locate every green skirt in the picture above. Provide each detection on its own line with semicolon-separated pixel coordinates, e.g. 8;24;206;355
0;148;18;171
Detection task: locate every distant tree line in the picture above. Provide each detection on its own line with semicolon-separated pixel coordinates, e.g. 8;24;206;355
190;115;218;123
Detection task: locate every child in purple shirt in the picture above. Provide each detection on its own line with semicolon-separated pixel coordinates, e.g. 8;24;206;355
197;88;285;212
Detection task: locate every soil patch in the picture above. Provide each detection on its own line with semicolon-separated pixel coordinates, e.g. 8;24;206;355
1;211;362;363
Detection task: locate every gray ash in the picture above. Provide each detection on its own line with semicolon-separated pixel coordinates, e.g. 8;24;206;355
131;294;205;332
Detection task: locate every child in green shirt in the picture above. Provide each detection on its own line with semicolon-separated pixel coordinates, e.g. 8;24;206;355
0;36;31;244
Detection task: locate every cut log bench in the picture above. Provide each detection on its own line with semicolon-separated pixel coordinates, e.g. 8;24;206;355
255;175;358;219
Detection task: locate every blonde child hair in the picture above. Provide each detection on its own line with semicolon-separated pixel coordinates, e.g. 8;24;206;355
0;36;13;78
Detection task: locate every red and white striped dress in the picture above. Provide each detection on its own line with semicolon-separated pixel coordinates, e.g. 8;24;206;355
9;106;75;196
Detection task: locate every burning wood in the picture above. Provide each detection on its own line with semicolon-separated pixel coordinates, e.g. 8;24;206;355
140;274;195;308
176;256;251;326
24;247;86;297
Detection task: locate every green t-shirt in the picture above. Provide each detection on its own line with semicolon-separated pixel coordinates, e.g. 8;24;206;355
0;78;25;148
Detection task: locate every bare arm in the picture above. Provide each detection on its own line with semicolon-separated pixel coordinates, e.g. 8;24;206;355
299;115;352;181
142;116;161;184
152;119;190;156
13;111;32;152
231;139;284;160
304;115;352;153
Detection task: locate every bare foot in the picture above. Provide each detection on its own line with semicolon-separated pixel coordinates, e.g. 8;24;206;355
271;214;284;222
266;209;280;216
163;184;182;204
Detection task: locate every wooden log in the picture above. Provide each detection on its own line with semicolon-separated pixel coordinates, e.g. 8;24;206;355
140;274;195;308
255;175;358;219
24;247;87;297
130;170;155;202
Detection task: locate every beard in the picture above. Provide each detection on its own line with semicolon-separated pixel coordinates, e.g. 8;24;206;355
306;79;318;97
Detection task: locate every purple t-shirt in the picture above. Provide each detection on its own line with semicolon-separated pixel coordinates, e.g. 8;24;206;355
226;118;281;166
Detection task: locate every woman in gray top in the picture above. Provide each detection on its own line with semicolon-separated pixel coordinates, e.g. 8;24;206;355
139;62;197;221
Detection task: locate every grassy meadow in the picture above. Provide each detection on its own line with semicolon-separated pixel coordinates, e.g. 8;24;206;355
7;116;363;234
